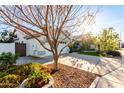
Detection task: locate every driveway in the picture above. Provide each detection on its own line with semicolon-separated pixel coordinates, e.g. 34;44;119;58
59;53;122;75
58;52;124;88
93;49;124;88
16;56;53;65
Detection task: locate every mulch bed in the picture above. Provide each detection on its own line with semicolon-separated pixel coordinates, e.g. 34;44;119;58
46;63;97;88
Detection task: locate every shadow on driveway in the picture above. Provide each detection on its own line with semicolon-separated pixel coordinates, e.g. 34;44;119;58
59;53;122;76
16;56;53;65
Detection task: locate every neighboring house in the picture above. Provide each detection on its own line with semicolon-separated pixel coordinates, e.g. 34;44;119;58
72;34;96;50
13;28;70;57
120;41;124;48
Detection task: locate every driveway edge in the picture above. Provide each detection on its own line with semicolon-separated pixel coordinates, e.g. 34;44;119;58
89;77;100;88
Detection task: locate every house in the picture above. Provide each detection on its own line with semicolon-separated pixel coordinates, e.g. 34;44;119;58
120;41;124;48
12;28;70;57
72;34;96;50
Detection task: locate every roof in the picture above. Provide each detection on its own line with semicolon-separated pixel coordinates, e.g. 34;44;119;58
74;34;92;41
13;27;71;40
12;28;42;39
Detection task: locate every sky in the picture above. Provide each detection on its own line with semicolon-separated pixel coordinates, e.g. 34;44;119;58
89;5;124;41
0;5;124;41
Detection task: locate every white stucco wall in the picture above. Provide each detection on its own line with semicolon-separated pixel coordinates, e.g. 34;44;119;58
27;38;69;57
58;43;69;54
27;38;52;57
0;43;15;54
10;29;69;57
14;30;27;43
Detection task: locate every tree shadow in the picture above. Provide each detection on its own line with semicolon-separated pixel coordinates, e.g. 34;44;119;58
60;53;123;76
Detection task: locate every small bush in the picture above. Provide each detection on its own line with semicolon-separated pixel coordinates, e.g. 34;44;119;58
11;63;50;78
6;66;19;73
68;42;80;53
0;72;8;78
106;50;121;57
30;63;41;77
0;74;21;85
0;52;19;69
11;64;32;77
18;63;52;88
25;72;51;88
0;74;20;88
99;51;107;56
0;83;18;88
0;63;51;88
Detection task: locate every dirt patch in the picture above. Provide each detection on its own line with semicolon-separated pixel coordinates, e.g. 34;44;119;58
46;63;97;88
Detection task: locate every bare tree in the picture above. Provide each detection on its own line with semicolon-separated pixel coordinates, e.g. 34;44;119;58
0;5;98;71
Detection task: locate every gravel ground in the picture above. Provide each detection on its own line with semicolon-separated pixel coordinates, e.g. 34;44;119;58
46;63;97;88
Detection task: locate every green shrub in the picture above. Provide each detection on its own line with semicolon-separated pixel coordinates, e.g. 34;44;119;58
41;71;51;83
30;63;41;77
11;64;31;77
18;63;52;88
0;63;51;88
11;63;46;77
69;42;80;53
25;72;51;88
7;66;19;73
0;74;21;88
106;50;121;57
0;83;18;88
0;52;19;69
0;74;21;84
0;72;8;78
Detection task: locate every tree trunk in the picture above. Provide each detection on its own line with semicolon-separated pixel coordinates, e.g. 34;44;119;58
53;54;59;72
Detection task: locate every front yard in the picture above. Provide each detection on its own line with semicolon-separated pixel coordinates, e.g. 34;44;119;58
0;63;51;88
0;52;98;88
0;62;97;88
0;51;123;88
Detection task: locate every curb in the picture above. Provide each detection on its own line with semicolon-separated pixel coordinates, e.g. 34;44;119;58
42;62;53;65
89;77;100;88
42;77;54;88
19;77;54;88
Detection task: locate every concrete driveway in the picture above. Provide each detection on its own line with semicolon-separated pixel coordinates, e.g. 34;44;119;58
93;49;124;88
58;52;124;88
59;53;122;76
16;56;53;65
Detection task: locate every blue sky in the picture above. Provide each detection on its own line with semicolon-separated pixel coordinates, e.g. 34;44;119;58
0;5;124;41
91;5;124;41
